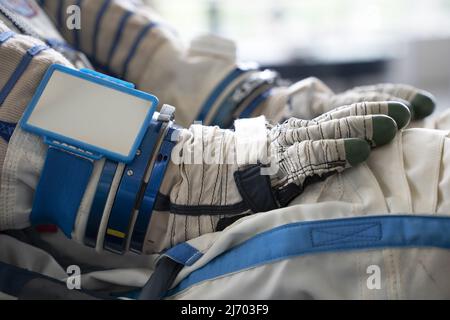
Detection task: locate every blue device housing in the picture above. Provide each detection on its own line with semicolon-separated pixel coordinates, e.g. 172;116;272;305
20;64;158;164
22;64;159;238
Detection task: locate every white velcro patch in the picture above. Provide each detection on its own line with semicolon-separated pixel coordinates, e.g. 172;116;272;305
234;116;268;166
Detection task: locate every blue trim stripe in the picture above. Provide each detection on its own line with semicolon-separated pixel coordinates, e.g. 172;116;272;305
0;45;49;106
208;77;248;128
46;38;65;48
106;10;132;70
167;215;450;296
0;31;14;44
121;22;157;79
196;68;248;123
0;120;16;142
165;243;203;267
92;0;112;62
239;89;272;119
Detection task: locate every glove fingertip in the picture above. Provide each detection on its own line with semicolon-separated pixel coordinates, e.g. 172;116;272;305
387;101;411;129
372;115;397;147
344;138;371;166
411;91;436;120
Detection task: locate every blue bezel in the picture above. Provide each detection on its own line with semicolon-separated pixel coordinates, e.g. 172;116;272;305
20;64;159;164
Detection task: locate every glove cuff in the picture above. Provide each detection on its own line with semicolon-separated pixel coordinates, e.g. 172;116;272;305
234;165;278;213
233;163;306;213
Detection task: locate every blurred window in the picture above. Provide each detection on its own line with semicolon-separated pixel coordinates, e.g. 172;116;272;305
149;0;450;64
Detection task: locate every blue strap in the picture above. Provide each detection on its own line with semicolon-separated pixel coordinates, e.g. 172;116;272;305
121;22;157;79
239;89;272;119
30;147;94;238
0;44;49;106
0;120;16;142
46;39;76;53
164;243;203;267
46;39;84;58
130;127;178;253
46;38;65;48
84;160;118;248
0;31;14;44
92;0;112;62
106;10;132;71
196;67;251;123
167;215;450;296
103;120;163;254
27;44;48;56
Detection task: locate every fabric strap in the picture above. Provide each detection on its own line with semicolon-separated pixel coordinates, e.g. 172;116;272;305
138;256;183;300
30;147;93;238
139;243;202;300
167;215;450;297
234;164;278;213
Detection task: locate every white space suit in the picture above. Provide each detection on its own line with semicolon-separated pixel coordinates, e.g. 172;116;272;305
0;0;449;300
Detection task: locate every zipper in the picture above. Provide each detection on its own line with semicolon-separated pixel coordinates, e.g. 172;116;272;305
0;2;42;40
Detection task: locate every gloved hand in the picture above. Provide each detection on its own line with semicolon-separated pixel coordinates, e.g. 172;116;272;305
145;101;410;253
274;77;436;122
0;20;412;256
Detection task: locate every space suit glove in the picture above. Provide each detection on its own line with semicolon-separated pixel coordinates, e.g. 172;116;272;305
145;101;410;252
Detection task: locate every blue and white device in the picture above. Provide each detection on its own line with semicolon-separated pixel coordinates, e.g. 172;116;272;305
21;64;159;238
21;64;158;163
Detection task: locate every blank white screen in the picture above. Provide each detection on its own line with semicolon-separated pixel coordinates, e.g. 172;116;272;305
27;70;152;157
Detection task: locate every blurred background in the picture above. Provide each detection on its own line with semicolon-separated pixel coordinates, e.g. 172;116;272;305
148;0;450;111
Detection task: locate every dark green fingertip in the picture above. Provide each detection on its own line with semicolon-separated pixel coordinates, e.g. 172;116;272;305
387;101;411;129
344;138;371;166
371;115;397;147
411;91;436;120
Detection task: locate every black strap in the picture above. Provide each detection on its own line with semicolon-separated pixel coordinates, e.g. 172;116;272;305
234;164;278;213
275;171;336;207
275;183;303;207
138;257;183;300
154;192;248;216
235;165;335;211
216;213;251;231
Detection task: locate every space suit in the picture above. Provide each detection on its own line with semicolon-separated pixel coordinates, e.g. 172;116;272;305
0;0;449;300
